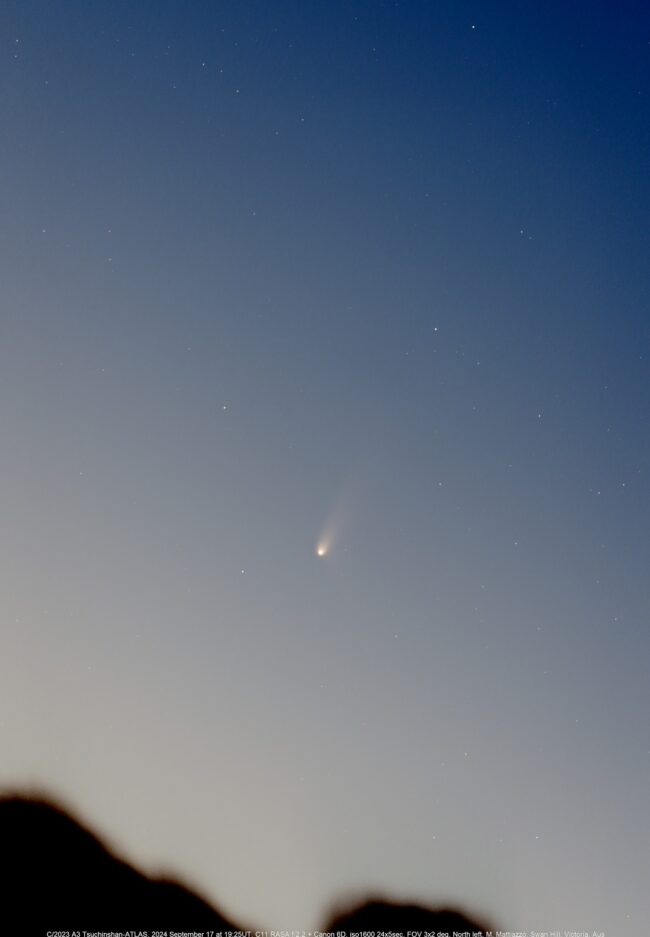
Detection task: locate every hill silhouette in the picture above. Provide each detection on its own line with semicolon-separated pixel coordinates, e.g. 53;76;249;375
1;793;491;935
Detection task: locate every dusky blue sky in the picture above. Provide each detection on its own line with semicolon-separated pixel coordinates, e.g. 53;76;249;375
1;1;649;931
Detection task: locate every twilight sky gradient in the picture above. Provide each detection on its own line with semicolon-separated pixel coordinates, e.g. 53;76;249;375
1;1;649;932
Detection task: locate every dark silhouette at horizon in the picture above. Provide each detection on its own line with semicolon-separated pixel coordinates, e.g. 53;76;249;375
1;793;492;935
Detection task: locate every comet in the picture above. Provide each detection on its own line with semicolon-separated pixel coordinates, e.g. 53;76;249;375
315;481;354;559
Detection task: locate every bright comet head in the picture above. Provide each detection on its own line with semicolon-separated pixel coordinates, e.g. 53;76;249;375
316;544;327;557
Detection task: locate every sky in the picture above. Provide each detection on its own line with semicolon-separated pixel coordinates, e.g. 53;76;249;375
1;1;649;932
